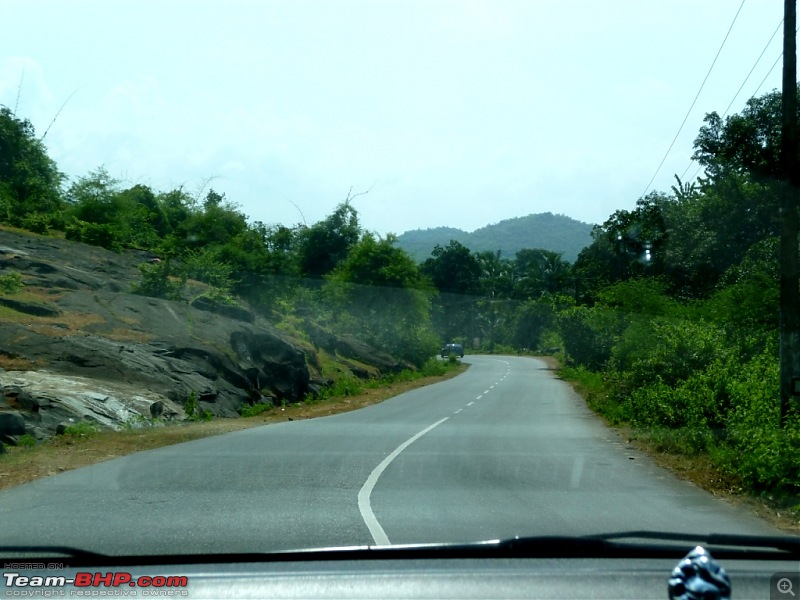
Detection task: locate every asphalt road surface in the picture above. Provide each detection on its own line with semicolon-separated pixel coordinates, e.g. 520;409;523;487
0;356;780;555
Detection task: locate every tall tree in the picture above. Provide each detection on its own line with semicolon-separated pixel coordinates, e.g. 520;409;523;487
325;234;436;365
297;202;361;278
0;106;64;227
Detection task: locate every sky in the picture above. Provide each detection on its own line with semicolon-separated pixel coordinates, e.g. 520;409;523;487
1;0;789;235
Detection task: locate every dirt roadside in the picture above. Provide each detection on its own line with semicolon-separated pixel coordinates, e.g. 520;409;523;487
0;364;467;492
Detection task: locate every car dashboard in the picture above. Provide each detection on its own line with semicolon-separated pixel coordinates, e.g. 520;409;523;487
2;536;798;600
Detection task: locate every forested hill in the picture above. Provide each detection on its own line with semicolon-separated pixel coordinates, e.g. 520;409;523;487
396;213;594;263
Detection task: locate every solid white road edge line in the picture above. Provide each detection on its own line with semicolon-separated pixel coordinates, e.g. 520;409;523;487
357;417;450;545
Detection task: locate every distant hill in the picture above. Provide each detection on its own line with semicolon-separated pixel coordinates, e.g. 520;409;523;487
396;213;595;263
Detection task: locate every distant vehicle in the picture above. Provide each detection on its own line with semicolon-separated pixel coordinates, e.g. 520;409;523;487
441;343;464;358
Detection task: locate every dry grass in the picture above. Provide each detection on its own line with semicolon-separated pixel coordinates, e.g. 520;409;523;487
0;295;111;340
0;364;467;492
102;327;154;342
0;353;41;371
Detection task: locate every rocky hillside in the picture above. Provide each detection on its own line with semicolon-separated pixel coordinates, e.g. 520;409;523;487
0;228;403;445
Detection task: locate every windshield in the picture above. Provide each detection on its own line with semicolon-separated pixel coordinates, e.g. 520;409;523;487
0;0;798;560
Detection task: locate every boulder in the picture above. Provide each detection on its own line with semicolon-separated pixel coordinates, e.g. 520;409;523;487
0;412;26;436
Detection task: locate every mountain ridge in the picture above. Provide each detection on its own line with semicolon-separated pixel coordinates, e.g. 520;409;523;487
395;212;594;263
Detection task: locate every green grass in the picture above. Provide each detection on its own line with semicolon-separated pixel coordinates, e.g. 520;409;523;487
304;357;462;404
557;364;630;424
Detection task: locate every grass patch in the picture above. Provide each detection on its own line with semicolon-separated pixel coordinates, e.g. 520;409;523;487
557;364;629;425
0;352;40;371
0;302;105;334
103;327;154;343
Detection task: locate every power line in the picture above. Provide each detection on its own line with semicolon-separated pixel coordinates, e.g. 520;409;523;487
751;49;783;97
679;17;783;182
723;19;783;117
687;28;794;184
639;0;746;199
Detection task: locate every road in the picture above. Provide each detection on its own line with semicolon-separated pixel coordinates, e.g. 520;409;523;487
0;355;779;555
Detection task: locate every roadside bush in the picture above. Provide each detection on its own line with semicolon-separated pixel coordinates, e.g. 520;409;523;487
639;426;717;455
63;422;100;437
420;357;448;377
557;305;617;368
719;419;800;493
627;375;718;430
240;403;273;418
611;317;725;391
17;434;36;448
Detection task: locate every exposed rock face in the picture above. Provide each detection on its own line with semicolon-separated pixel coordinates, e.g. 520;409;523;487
303;322;413;375
0;229;312;442
0;372;183;444
0;228;411;444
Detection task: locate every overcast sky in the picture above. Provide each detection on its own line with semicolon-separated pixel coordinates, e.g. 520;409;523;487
1;0;788;235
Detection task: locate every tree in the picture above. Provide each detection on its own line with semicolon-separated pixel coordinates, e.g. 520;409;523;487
511;299;556;351
692;86;799;182
476;250;514;299
297;202;361;278
0;106;65;228
325;234;437;365
513;248;569;298
421;240;481;294
420;240;482;343
182;189;248;249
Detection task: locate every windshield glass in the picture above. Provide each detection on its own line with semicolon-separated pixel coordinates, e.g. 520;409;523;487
0;0;798;558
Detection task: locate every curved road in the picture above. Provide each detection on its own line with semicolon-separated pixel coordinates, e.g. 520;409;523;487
0;356;778;555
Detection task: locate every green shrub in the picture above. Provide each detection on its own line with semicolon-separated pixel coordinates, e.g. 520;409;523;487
559;365;629;425
639;426;716;455
65;220;123;252
182;249;236;290
183;391;213;421
63;422;100;437
183;391;198;417
131;260;185;301
20;212;51;234
557;305;617;369
331;376;363;397
719;421;800;492
0;272;24;294
17;433;36;448
240;402;273;418
420;357;448;377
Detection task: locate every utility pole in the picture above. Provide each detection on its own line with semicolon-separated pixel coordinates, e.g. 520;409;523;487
779;0;799;427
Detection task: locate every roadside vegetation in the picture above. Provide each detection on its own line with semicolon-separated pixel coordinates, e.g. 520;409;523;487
1;88;799;518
